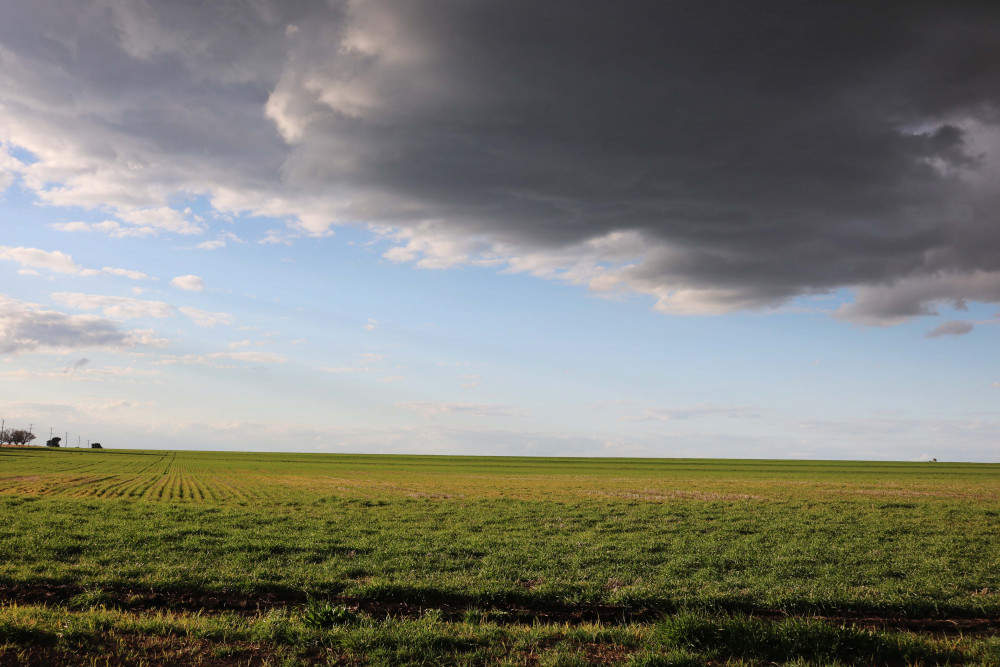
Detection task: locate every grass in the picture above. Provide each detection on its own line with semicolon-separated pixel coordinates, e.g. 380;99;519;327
0;446;998;664
1;603;999;666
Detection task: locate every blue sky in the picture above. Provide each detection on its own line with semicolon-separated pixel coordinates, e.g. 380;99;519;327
2;1;1000;460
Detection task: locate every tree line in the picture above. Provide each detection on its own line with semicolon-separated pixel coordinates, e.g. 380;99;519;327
0;429;36;446
0;430;102;448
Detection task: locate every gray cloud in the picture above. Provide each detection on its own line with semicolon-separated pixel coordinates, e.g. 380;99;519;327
925;320;975;338
0;294;134;353
4;2;1000;320
836;272;1000;325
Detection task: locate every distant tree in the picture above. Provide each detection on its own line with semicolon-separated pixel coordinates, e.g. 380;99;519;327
91;442;103;449
46;437;61;448
9;430;35;446
0;428;9;445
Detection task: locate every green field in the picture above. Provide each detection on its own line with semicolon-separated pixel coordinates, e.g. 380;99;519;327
1;447;998;665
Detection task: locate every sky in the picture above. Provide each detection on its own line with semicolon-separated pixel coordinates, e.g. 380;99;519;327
2;1;1000;461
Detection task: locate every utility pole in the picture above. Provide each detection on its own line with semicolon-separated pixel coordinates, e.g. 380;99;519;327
78;436;81;447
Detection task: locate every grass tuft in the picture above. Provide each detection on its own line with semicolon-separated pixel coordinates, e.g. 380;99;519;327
302;600;359;629
67;587;110;611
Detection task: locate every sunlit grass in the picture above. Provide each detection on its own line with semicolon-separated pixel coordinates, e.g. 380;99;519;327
1;602;999;666
1;447;998;663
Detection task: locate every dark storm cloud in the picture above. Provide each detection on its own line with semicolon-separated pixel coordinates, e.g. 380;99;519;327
3;1;1000;319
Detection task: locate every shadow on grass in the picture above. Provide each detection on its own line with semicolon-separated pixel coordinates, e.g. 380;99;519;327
654;612;958;666
0;623;56;646
1;577;999;631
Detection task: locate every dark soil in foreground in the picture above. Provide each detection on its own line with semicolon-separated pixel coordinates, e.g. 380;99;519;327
2;581;999;636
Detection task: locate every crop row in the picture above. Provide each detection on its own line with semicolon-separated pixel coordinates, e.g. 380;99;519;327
2;447;999;505
0;450;280;502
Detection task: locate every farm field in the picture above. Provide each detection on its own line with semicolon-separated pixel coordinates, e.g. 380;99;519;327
0;447;999;665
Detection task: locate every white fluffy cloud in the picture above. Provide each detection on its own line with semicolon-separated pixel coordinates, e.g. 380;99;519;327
49;210;200;237
0;146;23;190
0;246;149;280
178;307;234;327
195;231;244;251
51;293;174;320
170;275;205;291
50;292;233;328
116;207;202;235
0;246;98;275
100;267;150;281
51;221;158;238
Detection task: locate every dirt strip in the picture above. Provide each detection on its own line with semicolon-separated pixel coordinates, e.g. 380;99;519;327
1;582;998;635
